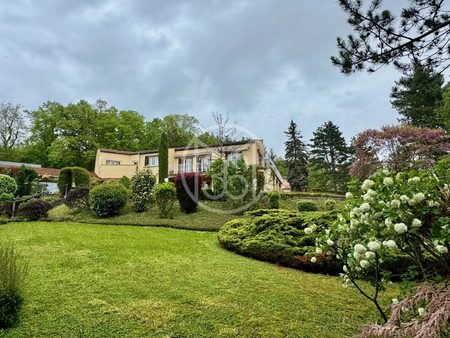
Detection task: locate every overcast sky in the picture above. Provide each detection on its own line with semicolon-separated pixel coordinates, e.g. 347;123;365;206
0;0;405;154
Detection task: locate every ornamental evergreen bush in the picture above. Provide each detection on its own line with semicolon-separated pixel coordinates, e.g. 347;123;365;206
119;176;131;189
268;191;281;209
0;175;17;196
297;200;318;212
154;182;176;218
57;167;90;197
131;170;156;212
17;199;52;220
324;199;337;210
89;183;128;218
0;243;27;328
65;187;90;209
14;166;38;197
175;173;202;213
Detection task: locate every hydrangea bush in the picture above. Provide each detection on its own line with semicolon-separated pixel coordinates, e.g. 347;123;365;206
310;159;450;322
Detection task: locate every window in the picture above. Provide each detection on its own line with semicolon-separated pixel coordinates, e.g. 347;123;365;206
227;152;241;164
197;156;211;172
178;158;193;173
145;156;158;167
106;160;121;166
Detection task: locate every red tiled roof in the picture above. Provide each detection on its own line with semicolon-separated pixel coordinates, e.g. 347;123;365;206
35;167;99;178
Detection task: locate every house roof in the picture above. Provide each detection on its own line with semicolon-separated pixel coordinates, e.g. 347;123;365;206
0;164;98;178
98;148;158;155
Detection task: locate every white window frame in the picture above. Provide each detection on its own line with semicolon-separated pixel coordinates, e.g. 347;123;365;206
106;160;121;166
145;155;159;167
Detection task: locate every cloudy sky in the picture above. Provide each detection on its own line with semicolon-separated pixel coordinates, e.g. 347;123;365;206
0;0;403;154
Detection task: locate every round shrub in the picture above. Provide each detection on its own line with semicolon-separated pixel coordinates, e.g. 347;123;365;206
65;187;90;209
175;173;202;213
0;175;17;195
131;170;156;212
297;200;318;212
0;193;14;202
324;199;337;211
119;176;131;189
57;167;90;197
268;191;281;209
218;209;341;274
89;183;128;218
154;182;176;219
17;199;52;220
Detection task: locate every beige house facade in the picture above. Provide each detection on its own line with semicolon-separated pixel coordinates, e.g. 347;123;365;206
94;139;283;192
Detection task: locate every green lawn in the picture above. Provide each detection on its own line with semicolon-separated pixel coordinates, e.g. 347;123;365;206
0;222;393;338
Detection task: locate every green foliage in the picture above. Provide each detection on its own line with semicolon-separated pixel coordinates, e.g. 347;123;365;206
0;175;17;195
309;121;351;193
14;166;38;197
0;193;14;202
17;199;52;221
218;209;340;273
391;64;444;128
48;204;74;222
118;176;131;189
57;167;90;197
208;158;226;195
435;84;450;132
284;120;308;191
158;132;169;183
324;200;338;211
130;170;156;212
297;200;318;212
267;191;281;209
154;182;176;218
89;183;128;218
65;187;90;209
0;243;27;328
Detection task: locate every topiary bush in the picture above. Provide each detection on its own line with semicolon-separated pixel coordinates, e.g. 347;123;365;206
0;175;17;196
218;209;341;274
89;183;128;218
154;182;176;219
57;167;90;197
324;199;337;211
175;173;202;213
268;191;281;209
297;200;318;212
131;170;156;212
17;199;52;221
0;243;27;329
0;193;14;202
65;187;90;209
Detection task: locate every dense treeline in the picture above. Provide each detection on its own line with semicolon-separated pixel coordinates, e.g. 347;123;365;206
1;99;219;170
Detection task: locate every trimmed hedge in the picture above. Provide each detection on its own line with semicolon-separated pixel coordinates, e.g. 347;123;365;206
175;173;202;213
281;192;345;200
154;182;176;219
17;199;52;221
57;167;90;196
0;175;17;195
218;209;341;274
89;183;128;218
297;200;318;212
268;191;281;209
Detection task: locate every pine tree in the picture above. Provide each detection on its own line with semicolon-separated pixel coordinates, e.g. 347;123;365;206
158;132;168;183
284;120;308;191
309;121;350;193
390;64;444;128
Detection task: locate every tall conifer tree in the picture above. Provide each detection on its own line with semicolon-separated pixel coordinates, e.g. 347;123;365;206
284;120;308;191
158;132;169;183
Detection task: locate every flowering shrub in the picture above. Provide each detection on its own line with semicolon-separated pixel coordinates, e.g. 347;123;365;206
310;159;450;322
130;170;156;212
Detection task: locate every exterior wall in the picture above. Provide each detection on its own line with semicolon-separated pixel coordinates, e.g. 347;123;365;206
94;140;283;191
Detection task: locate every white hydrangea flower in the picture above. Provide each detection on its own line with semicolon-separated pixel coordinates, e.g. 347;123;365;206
408;176;420;184
367;240;381;251
385;218;393;228
315;247;322;254
383;240;398;250
304;227;313;235
394;223;408;234
383;177;394;186
360;203;371;212
412;219;422;227
310;257;317;263
343;265;348;272
436;245;448;254
359;260;370;269
326;239;335;246
361;179;375;191
353;251;362;260
365;251;376;259
392;298;399;304
428;200;440;207
390;199;401;208
354;244;366;254
400;195;409;203
418;307;425;316
413;193;425;203
345;192;353;199
350;219;360;227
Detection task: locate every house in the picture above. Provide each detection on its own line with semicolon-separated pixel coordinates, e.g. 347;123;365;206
94;139;283;192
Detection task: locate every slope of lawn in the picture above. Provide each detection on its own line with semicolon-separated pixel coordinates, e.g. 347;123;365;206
0;222;394;338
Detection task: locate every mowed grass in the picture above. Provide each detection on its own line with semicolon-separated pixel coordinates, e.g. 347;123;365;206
0;222;393;338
